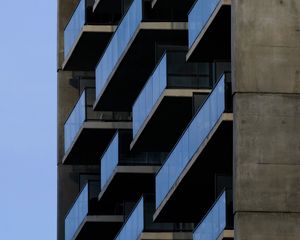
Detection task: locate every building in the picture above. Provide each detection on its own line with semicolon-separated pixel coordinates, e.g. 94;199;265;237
57;0;300;240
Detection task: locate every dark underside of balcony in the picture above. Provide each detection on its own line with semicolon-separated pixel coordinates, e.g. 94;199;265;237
99;170;156;206
154;121;233;223
63;30;114;71
187;5;231;62
94;28;187;111
93;0;123;18
131;96;197;152
151;0;196;21
63;128;118;165
74;219;123;240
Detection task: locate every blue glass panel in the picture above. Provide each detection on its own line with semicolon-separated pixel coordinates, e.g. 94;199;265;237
115;198;144;240
156;76;226;208
96;0;143;99
64;0;86;57
132;54;167;137
101;133;119;189
64;91;86;153
65;184;89;240
193;192;226;240
188;0;220;47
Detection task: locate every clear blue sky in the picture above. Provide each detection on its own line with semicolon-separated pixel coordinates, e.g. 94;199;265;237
0;1;57;239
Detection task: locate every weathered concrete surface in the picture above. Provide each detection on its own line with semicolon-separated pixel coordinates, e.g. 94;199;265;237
232;0;300;239
234;93;300;212
235;212;300;240
232;0;300;94
57;1;97;240
57;0;78;69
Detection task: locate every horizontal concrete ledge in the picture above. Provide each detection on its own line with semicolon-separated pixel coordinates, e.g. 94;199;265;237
153;113;233;221
62;25;116;70
116;165;160;174
139;231;193;240
186;0;231;61
72;215;124;240
165;89;211;97
217;230;234;240
140;22;188;30
82;121;132;130
85;215;124;223
130;88;211;150
98;165;159;201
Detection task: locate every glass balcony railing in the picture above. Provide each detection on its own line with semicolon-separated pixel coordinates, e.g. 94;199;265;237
101;132;119;190
64;0;92;57
95;0;143;99
193;190;233;240
115;196;192;240
188;0;220;48
65;181;99;240
132;50;212;137
115;197;144;240
101;131;167;190
64;88;101;153
155;73;232;208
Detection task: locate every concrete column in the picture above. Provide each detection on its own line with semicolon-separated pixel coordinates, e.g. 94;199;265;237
232;0;300;239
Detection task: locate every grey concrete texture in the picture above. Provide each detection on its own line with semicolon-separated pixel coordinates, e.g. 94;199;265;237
233;93;300;213
234;212;300;240
57;70;78;164
232;0;300;93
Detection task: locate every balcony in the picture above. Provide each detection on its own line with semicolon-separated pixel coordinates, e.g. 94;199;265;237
114;196;193;240
151;0;195;21
63;88;131;164
99;130;167;205
154;73;233;222
63;0;119;70
187;0;231;61
131;50;213;152
193;190;234;240
94;0;188;111
65;181;124;240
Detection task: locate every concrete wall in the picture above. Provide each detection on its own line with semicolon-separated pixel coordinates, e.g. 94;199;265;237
232;0;300;239
57;1;98;240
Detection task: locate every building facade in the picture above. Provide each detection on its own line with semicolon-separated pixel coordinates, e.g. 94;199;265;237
57;0;300;239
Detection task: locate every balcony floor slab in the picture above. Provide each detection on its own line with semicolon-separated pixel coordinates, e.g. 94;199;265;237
62;25;116;71
131;89;211;152
98;165;159;205
187;0;231;62
72;215;124;240
63;121;132;165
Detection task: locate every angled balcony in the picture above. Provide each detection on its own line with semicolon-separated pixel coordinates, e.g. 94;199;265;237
151;0;195;21
131;50;213;152
99;130;167;205
193;190;234;240
114;196;193;240
63;88;131;164
154;73;233;222
187;0;231;62
65;181;124;240
94;0;188;111
63;0;119;70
